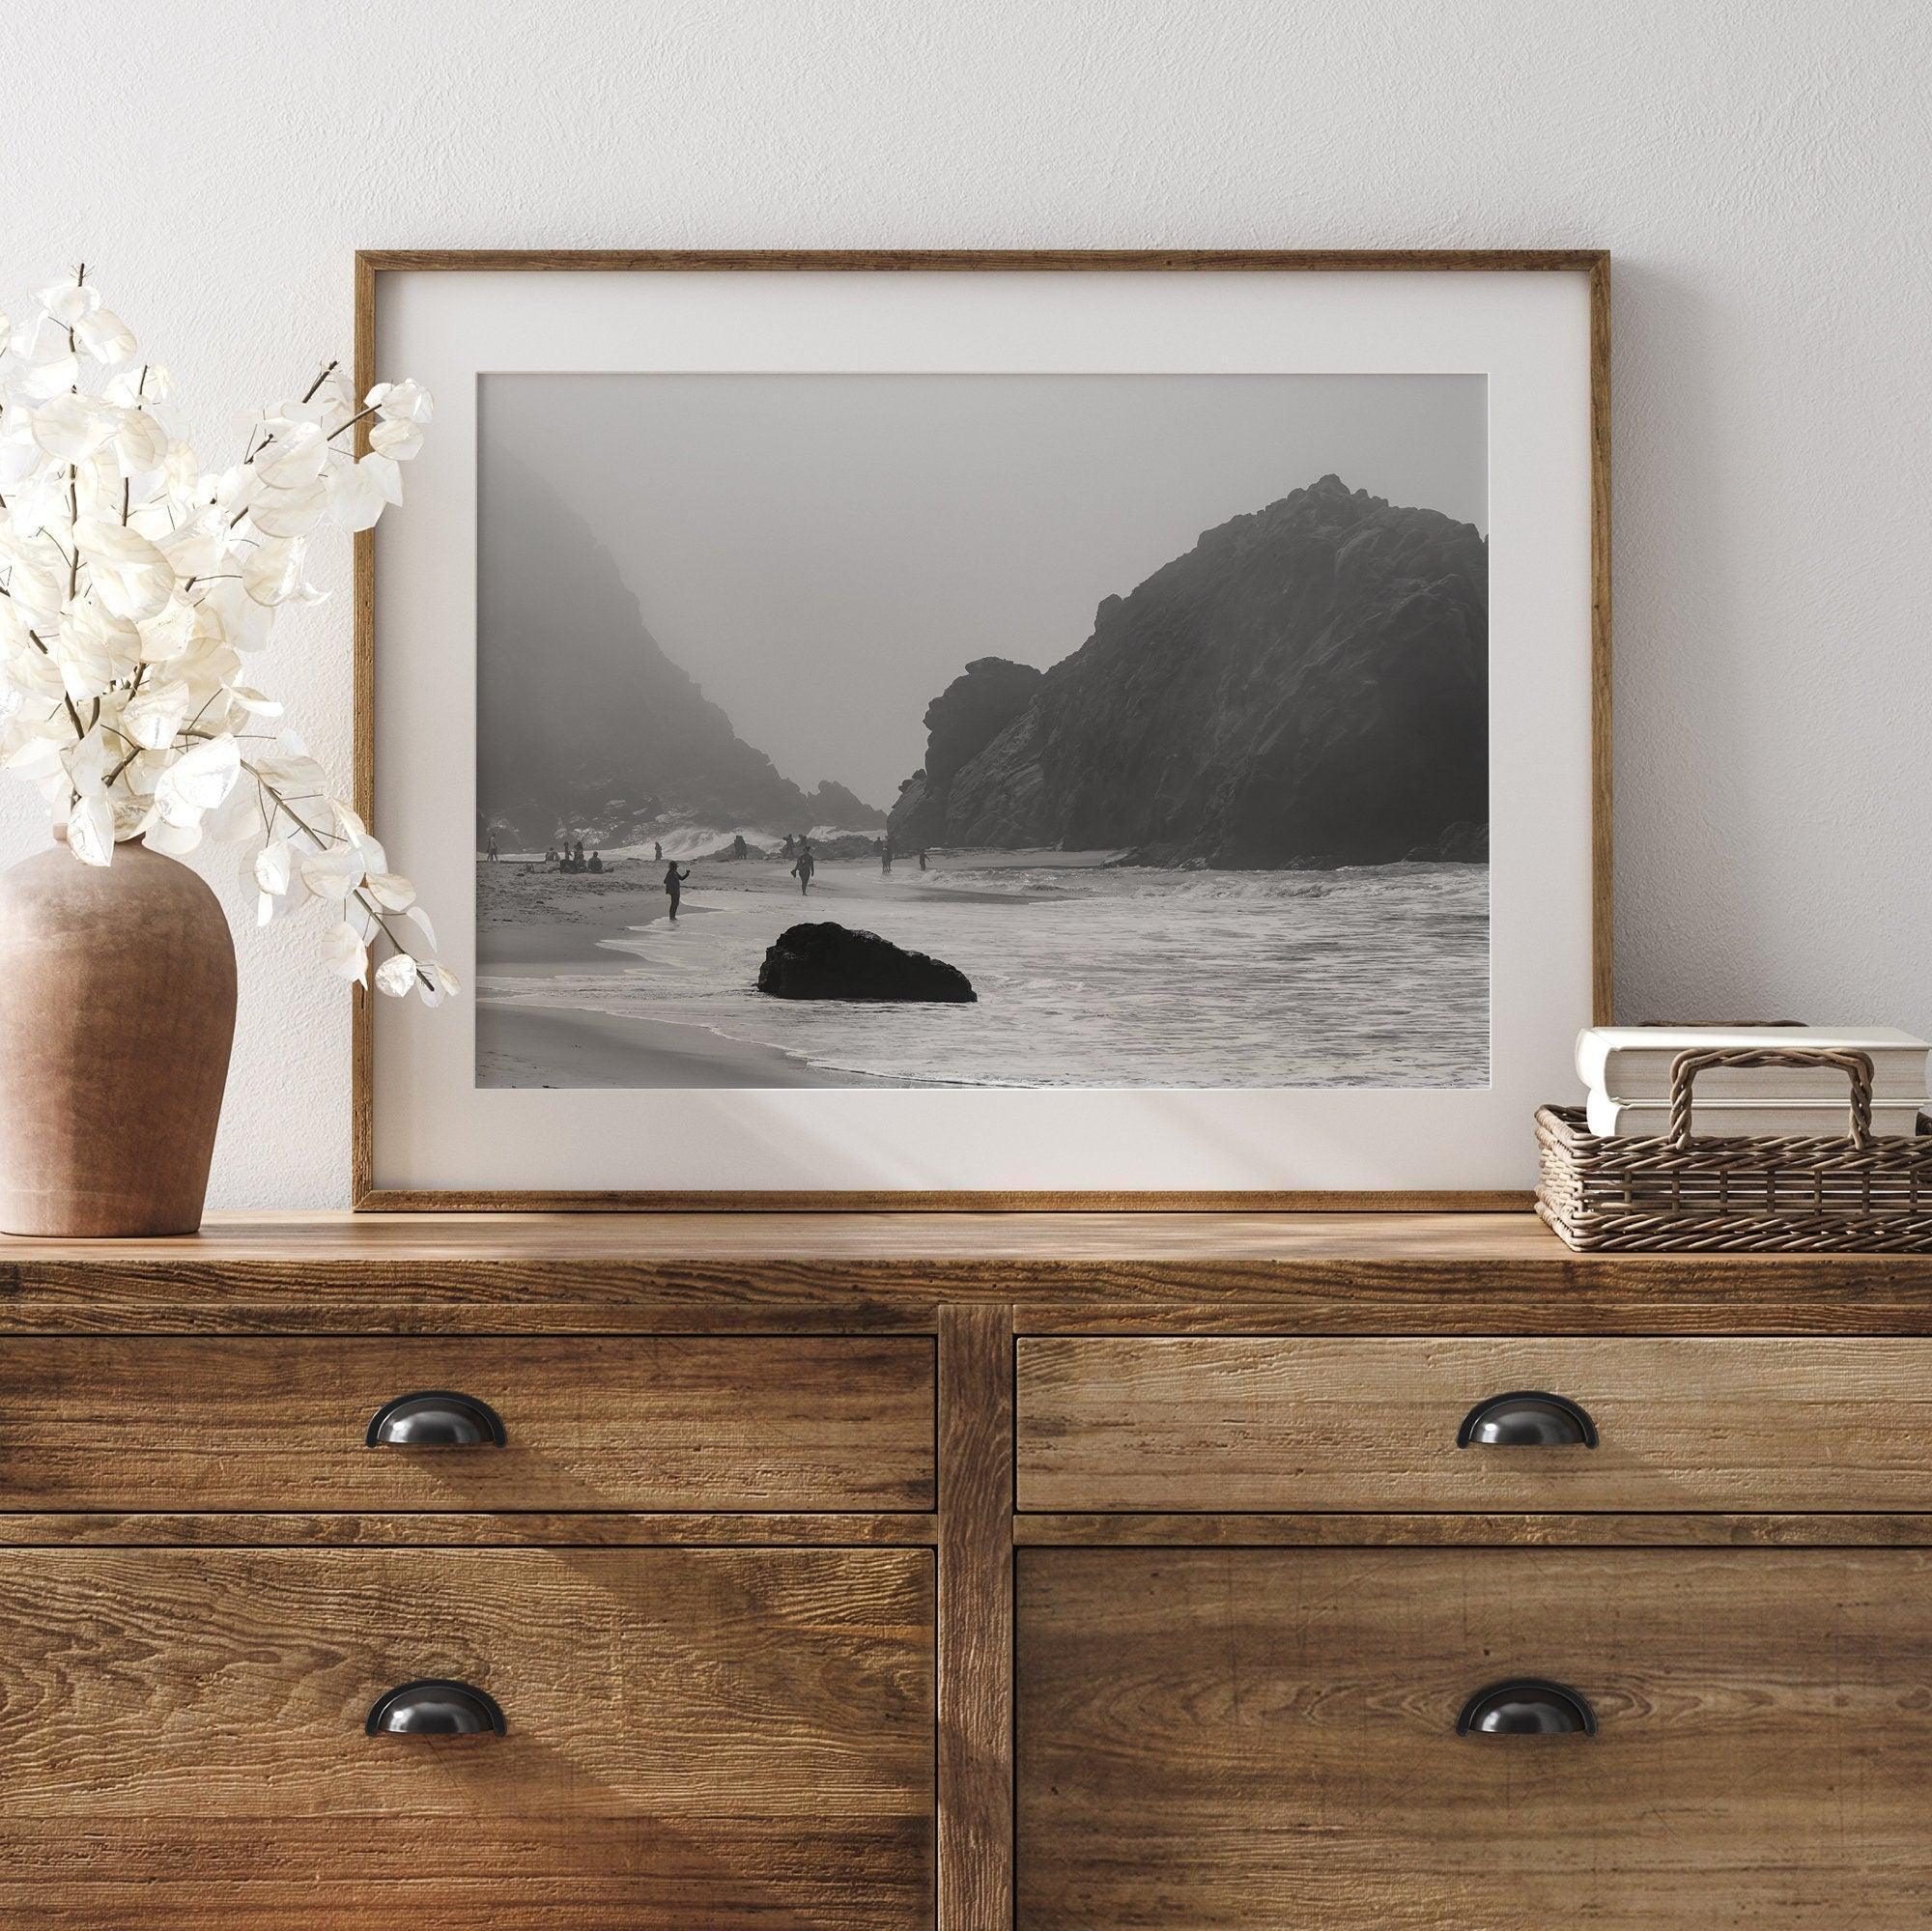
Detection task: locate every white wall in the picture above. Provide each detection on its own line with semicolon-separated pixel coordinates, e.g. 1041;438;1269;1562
3;0;1926;1207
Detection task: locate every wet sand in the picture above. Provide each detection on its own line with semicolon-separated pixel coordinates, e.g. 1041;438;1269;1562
476;1003;888;1088
477;862;666;975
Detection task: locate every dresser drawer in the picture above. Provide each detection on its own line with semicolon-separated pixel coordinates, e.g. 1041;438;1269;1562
0;1336;934;1512
1016;1336;1932;1513
0;1547;933;1927
1020;1546;1932;1928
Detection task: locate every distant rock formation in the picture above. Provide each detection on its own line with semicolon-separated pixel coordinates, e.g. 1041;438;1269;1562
888;657;1043;849
811;779;879;827
895;475;1488;867
479;454;885;850
1414;818;1489;864
756;923;978;1003
798;832;884;862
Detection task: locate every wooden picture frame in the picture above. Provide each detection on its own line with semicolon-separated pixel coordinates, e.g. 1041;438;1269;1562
353;249;1610;1211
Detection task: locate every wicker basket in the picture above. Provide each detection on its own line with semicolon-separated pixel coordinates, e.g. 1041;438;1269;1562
1537;1046;1932;1252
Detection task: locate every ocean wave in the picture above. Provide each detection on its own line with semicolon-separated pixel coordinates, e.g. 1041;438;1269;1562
603;823;886;861
479;860;1490;1089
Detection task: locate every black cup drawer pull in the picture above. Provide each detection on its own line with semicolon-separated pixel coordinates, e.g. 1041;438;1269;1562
1458;1679;1596;1737
365;1390;507;1447
1457;1390;1597;1448
366;1679;506;1737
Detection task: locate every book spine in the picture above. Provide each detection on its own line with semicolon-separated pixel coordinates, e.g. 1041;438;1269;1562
1585;1093;1928;1138
1588;1053;1927;1104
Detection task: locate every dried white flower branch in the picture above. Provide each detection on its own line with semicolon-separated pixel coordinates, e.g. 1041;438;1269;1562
0;268;453;1003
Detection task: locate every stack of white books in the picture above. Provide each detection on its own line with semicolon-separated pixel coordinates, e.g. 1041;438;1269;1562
1577;1026;1932;1139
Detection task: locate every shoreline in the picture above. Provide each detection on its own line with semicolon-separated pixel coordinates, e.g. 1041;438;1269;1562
475;1002;894;1089
478;878;667;976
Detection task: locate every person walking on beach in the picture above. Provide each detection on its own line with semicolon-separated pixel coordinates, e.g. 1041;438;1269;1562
881;835;894;875
791;846;815;895
663;859;692;922
918;848;928;871
654;840;663;861
486;834;499;862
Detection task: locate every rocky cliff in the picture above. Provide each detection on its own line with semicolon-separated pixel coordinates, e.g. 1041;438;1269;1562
478;454;885;849
904;475;1488;866
887;656;1043;849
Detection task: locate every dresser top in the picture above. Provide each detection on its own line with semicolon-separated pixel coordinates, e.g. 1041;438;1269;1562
8;1208;1585;1265
4;1211;1928;1336
4;1207;1928;1268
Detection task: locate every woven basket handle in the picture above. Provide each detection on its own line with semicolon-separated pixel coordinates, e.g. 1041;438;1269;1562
1666;1047;1876;1150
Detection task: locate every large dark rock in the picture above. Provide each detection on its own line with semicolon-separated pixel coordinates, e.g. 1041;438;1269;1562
896;476;1488;867
757;923;977;1003
887;656;1043;849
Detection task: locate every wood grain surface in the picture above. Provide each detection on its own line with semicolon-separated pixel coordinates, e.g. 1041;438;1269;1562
1019;1546;1932;1927
1014;1511;1932;1548
0;1510;938;1548
937;1306;1015;1931
0;1547;933;1927
0;1334;934;1512
1016;1335;1932;1514
10;1508;1932;1550
359;248;1611;273
8;1206;1599;1261
1589;250;1614;1026
7;1211;1932;1337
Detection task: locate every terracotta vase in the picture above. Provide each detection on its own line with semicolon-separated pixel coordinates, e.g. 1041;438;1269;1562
0;838;237;1236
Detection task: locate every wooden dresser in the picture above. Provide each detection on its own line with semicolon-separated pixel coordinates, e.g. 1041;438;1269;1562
5;1211;1932;1927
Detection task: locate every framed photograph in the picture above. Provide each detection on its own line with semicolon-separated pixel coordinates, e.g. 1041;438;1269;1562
355;250;1608;1208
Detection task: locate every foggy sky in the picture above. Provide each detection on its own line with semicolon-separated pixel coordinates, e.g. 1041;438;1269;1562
480;373;1486;808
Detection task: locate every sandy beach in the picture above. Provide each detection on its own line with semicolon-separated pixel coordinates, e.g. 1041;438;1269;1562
476;1002;888;1088
477;863;668;975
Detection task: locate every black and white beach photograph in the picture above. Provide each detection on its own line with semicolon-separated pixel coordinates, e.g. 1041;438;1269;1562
475;371;1490;1090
